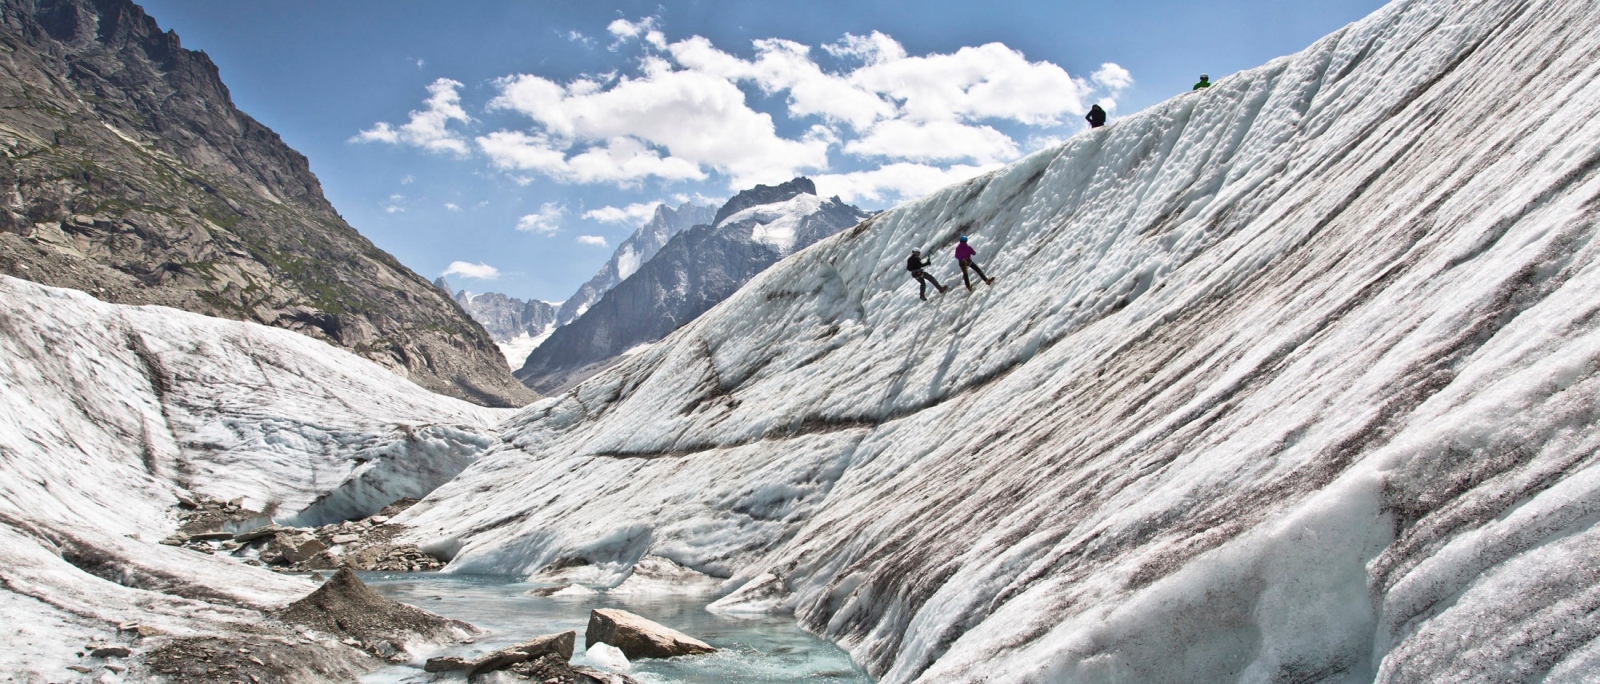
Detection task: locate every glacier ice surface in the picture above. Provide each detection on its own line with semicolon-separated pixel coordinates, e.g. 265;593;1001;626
399;0;1600;681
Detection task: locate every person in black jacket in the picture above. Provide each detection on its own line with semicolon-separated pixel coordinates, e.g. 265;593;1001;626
1085;104;1107;128
906;249;947;301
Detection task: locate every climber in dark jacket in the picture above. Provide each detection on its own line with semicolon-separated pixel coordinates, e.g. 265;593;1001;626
906;249;947;301
953;236;994;290
1193;74;1212;90
1086;104;1107;128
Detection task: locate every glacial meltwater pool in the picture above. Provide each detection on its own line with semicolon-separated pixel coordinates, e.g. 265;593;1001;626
357;573;874;683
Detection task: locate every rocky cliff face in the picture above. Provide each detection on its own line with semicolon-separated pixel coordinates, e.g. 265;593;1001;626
0;0;534;407
555;201;715;327
515;178;869;393
454;290;558;343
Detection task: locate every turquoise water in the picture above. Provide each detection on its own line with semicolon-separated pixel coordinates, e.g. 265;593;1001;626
358;573;873;683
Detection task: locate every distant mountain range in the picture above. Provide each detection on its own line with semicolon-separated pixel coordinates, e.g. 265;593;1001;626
514;177;871;393
0;0;532;407
432;277;558;368
435;201;717;370
558;202;717;327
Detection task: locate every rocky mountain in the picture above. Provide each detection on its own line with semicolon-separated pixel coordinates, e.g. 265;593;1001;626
453;289;559;368
453;290;559;343
515;178;870;393
557;201;716;327
0;0;534;407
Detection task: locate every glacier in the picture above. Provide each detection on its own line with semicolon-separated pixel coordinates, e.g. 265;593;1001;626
394;0;1600;681
0;274;508;677
2;0;1599;681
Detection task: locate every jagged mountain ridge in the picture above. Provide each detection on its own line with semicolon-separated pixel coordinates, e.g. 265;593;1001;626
0;0;533;407
516;178;871;393
452;288;558;345
454;287;560;368
433;202;713;369
557;200;716;327
401;0;1600;681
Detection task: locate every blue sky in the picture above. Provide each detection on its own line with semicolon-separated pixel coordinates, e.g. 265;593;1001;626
136;0;1386;303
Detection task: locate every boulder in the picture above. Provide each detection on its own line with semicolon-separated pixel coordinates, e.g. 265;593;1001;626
233;524;292;543
273;533;327;564
491;653;645;684
584;609;715;659
186;531;235;542
514;630;576;661
463;631;577;678
423;655;471;672
465;648;529;679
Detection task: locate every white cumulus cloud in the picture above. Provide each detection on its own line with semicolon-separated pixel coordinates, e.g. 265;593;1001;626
1092;62;1134;92
485;66;828;188
359;24;1127;206
515;202;566;234
576;235;609;247
850;41;1089;126
442;261;500;280
822;31;907;65
845;120;1019;163
352;78;472;155
607;17;665;49
814;162;1001;204
583;202;663;225
669;36;894;130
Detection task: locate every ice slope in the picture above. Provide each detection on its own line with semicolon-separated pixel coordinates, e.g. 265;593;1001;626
403;0;1600;681
0;274;510;531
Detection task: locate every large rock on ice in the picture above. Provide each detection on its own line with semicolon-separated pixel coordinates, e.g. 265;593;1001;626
270;533;327;565
584;609;714;659
461;631;577;677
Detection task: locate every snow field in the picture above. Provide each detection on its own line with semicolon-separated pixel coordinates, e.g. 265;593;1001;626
405;0;1600;681
720;192;827;253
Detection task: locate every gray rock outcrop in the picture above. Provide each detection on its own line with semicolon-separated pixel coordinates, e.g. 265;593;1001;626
516;179;867;393
555;201;715;327
584;608;715;659
0;0;534;407
424;631;632;683
463;631;576;678
455;290;559;343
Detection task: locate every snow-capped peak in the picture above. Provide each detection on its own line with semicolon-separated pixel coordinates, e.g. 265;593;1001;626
715;192;826;253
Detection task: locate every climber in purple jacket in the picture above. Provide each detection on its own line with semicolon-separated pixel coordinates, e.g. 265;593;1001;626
953;236;994;290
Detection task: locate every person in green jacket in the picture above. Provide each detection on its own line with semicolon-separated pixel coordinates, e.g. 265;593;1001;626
1193;74;1212;90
